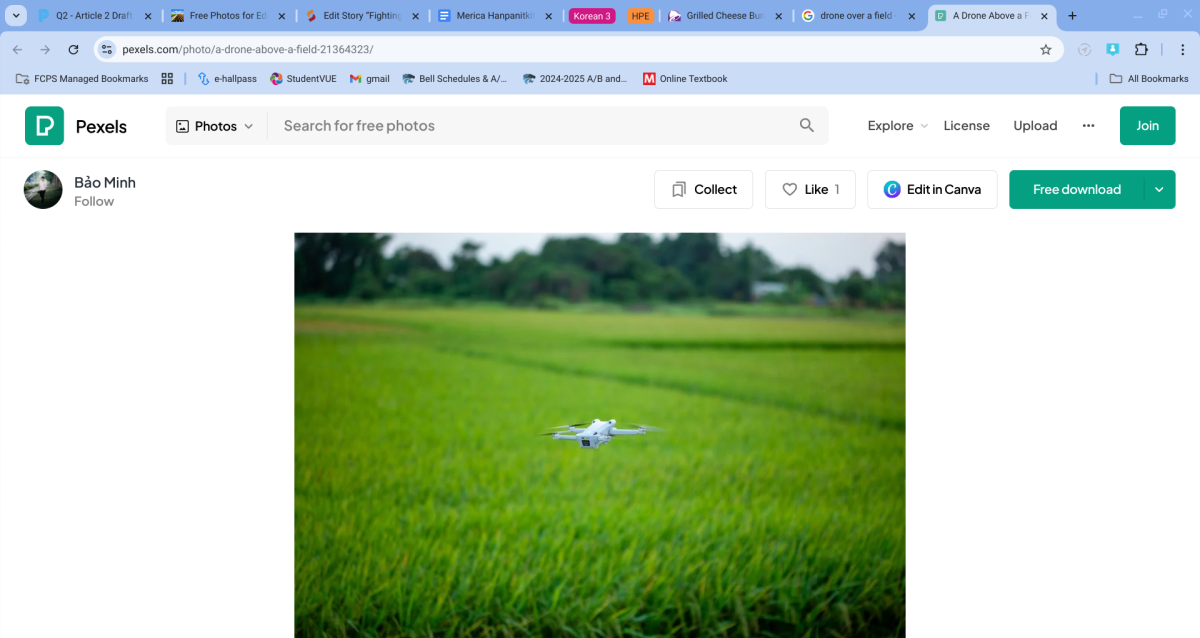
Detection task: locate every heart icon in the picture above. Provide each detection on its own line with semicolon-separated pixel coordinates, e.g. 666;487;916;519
782;183;797;196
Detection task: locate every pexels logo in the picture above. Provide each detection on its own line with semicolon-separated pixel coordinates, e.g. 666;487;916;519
25;106;64;145
25;108;128;144
77;119;128;134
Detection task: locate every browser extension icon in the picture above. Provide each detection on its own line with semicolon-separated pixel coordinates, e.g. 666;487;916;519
438;9;451;21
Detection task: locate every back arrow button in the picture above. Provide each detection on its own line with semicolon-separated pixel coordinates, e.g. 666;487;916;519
12;45;21;54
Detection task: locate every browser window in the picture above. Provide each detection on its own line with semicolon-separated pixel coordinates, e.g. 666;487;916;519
2;1;1196;636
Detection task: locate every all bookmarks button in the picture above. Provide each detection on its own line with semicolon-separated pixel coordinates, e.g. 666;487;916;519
867;171;997;209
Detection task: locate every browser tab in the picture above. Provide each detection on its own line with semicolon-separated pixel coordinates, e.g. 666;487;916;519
928;4;1058;31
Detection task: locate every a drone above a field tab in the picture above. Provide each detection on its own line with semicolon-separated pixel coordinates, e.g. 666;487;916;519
539;419;660;449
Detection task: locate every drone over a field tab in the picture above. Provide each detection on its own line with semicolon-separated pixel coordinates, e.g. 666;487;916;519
539;419;660;449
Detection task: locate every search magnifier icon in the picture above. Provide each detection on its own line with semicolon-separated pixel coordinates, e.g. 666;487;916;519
799;118;814;132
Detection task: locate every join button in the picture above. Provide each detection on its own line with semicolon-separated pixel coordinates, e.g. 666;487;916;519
1120;106;1175;145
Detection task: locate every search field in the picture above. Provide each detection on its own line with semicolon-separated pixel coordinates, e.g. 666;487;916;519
103;35;1064;63
165;106;831;145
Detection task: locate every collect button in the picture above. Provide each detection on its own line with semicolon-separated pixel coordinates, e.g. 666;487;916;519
568;8;616;23
1008;170;1175;209
1120;106;1175;145
654;171;752;209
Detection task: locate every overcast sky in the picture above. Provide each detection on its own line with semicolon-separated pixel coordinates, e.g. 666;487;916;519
384;233;905;280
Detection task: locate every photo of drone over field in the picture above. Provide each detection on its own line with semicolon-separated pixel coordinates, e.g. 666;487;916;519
294;233;905;637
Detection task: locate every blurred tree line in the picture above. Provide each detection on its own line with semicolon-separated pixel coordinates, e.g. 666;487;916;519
294;233;905;308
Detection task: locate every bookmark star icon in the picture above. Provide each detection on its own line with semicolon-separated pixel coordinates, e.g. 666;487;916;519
1041;44;1052;55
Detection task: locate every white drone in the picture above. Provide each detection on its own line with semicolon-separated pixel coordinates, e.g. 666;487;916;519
539;419;660;449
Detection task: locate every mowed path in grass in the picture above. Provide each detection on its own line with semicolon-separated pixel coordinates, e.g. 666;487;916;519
295;306;906;637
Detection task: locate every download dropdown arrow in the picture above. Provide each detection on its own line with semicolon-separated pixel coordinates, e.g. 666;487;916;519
1155;186;1163;192
921;123;928;128
245;123;253;129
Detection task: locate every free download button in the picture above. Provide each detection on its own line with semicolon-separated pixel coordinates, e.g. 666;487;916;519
1008;170;1175;209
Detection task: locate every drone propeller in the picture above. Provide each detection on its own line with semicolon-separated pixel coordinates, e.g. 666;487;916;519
537;423;588;436
628;423;663;431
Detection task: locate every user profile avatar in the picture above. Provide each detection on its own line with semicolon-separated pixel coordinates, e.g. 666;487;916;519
24;170;63;209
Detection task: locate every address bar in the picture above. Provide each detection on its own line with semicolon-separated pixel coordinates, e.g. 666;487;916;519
97;36;1064;63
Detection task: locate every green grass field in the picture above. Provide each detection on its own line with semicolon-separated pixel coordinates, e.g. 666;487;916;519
295;304;905;637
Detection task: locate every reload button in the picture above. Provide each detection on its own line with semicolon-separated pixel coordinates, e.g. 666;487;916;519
654;171;752;209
